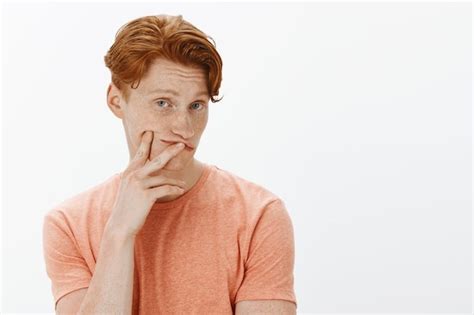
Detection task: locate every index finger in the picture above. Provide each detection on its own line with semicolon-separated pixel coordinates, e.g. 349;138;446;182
129;130;153;169
139;142;185;177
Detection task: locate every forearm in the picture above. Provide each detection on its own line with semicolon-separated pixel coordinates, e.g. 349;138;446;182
78;225;135;314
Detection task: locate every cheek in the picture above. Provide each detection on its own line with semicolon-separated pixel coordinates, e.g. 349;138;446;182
126;112;169;152
127;107;207;158
149;132;166;156
195;113;208;131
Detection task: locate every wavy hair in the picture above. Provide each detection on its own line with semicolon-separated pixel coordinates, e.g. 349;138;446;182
104;14;223;103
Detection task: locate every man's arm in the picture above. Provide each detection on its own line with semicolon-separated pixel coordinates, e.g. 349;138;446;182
57;226;136;314
233;199;297;311
55;288;87;314
235;300;296;315
57;131;187;314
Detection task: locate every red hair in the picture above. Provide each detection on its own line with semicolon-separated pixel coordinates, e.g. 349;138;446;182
104;14;223;103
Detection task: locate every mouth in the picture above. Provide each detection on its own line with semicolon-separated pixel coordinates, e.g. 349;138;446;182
160;140;194;151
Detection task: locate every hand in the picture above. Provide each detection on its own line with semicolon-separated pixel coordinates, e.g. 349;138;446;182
106;130;186;238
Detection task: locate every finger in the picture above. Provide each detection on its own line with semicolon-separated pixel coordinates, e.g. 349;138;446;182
139;142;185;177
129;131;153;170
142;176;186;190
148;184;185;199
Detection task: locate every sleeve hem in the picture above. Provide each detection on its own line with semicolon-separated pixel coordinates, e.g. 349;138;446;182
54;281;90;310
234;293;297;308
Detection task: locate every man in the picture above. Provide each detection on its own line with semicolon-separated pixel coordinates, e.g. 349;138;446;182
43;14;297;314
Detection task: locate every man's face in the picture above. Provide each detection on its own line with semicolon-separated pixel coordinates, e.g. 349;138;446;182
108;58;210;171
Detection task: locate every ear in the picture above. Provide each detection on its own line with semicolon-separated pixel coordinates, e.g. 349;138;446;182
106;82;126;119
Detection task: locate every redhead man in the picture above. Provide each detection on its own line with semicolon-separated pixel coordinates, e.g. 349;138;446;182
42;14;297;314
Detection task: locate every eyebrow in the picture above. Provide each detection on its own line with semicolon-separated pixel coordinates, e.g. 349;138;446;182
148;88;209;99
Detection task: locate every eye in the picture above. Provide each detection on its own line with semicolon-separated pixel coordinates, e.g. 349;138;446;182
191;102;203;110
156;100;169;108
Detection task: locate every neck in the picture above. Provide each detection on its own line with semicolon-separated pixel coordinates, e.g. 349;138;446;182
154;158;204;203
159;157;197;180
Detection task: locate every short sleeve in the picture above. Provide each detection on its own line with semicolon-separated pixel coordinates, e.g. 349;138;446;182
235;198;297;308
42;210;92;309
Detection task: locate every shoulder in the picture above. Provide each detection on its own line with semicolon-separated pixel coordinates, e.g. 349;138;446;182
44;172;121;226
210;164;280;198
207;164;287;218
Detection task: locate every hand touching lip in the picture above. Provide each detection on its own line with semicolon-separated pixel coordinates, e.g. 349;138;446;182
160;139;194;150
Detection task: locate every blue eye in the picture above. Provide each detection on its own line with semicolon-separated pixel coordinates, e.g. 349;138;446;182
156;100;168;108
191;103;202;110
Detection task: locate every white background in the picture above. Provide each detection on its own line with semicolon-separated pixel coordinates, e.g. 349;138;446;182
1;1;472;314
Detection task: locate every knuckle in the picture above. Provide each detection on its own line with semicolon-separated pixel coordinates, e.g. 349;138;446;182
122;169;131;178
164;185;175;193
123;170;135;182
144;187;153;196
130;170;142;182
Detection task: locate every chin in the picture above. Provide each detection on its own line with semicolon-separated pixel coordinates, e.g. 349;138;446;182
162;156;192;171
163;162;185;171
148;158;188;176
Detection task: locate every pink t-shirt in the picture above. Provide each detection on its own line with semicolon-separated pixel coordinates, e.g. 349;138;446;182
42;163;297;314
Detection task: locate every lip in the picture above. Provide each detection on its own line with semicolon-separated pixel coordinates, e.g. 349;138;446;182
160;139;194;150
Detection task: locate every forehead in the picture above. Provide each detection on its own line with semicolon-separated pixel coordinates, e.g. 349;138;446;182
139;58;208;94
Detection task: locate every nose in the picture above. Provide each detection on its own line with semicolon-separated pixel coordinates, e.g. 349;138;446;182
171;109;195;139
